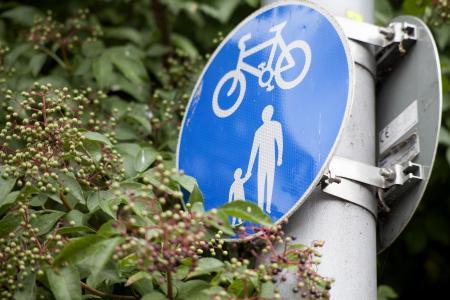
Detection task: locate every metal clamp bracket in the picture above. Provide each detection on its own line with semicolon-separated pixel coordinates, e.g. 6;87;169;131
321;156;423;214
336;17;417;76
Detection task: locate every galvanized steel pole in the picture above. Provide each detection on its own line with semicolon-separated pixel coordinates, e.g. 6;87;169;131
262;1;377;299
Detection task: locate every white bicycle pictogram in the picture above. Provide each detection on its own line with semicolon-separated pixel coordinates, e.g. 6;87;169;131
212;21;312;118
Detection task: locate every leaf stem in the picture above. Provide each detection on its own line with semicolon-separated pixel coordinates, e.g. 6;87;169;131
80;281;137;300
40;46;67;70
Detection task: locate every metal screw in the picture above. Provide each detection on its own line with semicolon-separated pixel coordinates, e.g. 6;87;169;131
379;168;395;182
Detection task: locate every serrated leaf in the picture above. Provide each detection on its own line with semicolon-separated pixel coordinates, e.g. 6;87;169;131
104;27;144;46
58;173;84;204
219;200;273;227
58;226;95;235
125;271;152;287
45;264;82;300
54;235;103;266
64;210;87;227
187;258;224;278
1;6;42;26
189;184;204;205
93;52;114;87
31;211;65;236
83;132;112;145
89;238;122;285
0;175;16;201
171;173;197;193
171;33;199;57
14;271;36;300
134;147;157;172
177;280;210;300
30;53;46;76
123;113;152;134
0;191;19;210
109;48;148;84
0;214;22;238
82;40;104;58
199;0;241;23
142;291;166;300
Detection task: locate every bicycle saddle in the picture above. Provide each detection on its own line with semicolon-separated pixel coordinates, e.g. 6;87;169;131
238;33;252;49
269;21;287;33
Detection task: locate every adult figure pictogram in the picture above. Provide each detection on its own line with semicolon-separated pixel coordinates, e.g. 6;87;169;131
245;105;283;214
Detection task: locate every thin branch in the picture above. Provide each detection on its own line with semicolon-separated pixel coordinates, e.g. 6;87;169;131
40;46;67;70
151;0;171;47
59;192;74;210
80;282;138;300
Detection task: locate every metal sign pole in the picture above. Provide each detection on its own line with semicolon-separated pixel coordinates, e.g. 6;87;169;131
262;1;377;299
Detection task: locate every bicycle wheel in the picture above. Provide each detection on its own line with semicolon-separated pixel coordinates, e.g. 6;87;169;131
274;40;311;90
212;71;246;118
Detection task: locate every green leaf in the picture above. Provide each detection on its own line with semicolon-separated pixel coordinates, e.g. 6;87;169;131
45;264;82;300
83;132;112;146
53;235;103;265
171;174;197;193
245;0;260;7
377;285;398;300
0;191;20;210
402;0;431;16
375;0;394;25
58;173;84;204
134;147;157;172
14;271;36;300
65;210;88;227
29;53;47;76
83;139;102;162
259;281;275;299
123;112;152;134
147;44;170;57
142;291;166;300
189;185;204;205
1;6;42;26
187;258;224;278
89;237;122;285
104;27;144;46
199;0;241;23
31;211;65;236
82;40;105;58
219;200;273;227
439;126;450;146
205;209;234;236
58;226;95;235
93;52;114;87
0;175;16;201
97;220;118;238
5;43;32;65
171;33;199;57
108;47;148;84
176;280;210;300
0;214;22;238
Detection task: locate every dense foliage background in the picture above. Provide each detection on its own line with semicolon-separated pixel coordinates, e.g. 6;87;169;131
0;0;448;299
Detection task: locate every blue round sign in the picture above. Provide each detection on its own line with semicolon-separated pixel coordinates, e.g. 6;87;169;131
177;1;353;228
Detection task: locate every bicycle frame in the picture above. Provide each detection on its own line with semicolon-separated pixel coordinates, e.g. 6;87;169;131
237;22;296;80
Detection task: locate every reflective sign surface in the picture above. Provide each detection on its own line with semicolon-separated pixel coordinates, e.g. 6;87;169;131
177;1;353;229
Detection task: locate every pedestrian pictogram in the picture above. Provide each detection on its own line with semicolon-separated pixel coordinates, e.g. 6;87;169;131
177;1;354;229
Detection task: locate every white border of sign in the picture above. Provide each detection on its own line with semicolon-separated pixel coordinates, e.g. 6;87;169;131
176;0;355;237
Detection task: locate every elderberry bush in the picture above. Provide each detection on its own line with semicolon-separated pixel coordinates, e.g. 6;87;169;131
0;1;333;299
